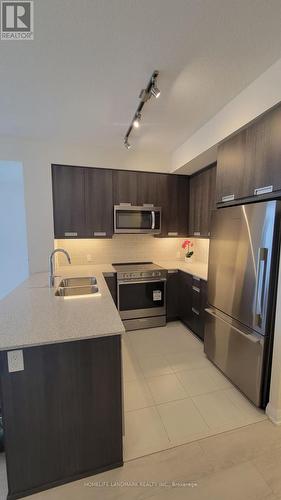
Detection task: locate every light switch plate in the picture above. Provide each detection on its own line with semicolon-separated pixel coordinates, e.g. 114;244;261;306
7;350;24;373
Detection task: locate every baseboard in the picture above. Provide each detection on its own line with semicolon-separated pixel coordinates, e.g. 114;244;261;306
266;402;281;425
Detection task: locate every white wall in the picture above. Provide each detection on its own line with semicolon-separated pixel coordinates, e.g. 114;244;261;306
172;56;281;173
0;161;29;299
0;138;170;274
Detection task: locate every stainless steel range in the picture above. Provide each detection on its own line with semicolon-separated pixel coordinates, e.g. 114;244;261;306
113;262;167;331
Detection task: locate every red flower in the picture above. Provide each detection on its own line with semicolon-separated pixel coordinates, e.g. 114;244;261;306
182;239;191;249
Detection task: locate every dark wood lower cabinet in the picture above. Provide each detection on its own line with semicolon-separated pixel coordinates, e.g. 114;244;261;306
104;273;117;305
0;335;123;500
166;270;180;321
166;269;208;340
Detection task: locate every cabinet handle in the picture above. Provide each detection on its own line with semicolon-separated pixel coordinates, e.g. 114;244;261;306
192;285;200;293
64;232;77;237
192;307;200;316
168;232;178;236
93;231;106;237
221;194;235;202
193;231;201;236
254;186;273;196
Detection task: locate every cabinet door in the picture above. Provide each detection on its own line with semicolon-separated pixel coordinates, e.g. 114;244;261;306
216;131;248;203
52;165;86;238
166;270;179;321
137;171;163;206
189;164;216;237
245;105;281;196
85;168;113;238
113;170;138;205
217;104;281;204
190;278;207;340
165;176;188;237
179;271;193;326
137;172;169;236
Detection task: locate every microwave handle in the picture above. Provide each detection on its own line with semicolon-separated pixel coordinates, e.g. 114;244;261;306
151;211;155;230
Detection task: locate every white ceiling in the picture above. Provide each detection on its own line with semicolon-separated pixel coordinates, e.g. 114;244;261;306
1;0;281;161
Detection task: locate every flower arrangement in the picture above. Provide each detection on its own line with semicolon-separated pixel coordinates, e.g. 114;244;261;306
182;239;194;259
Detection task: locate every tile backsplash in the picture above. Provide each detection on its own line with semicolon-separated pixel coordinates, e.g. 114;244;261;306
55;236;209;266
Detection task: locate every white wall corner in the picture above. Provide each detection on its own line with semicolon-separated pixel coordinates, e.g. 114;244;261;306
171;56;281;173
266;402;281;425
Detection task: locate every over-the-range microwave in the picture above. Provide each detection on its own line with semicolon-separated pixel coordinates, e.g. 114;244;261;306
114;204;161;234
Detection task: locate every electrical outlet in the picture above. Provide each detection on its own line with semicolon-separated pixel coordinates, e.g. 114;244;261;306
176;251;181;259
86;254;93;263
7;350;24;373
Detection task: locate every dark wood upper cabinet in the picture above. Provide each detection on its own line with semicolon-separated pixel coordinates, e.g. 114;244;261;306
52;165;86;238
217;103;281;205
113;170;188;237
52;165;189;240
188;164;216;237
113;170;138;205
164;175;189;237
85;168;113;238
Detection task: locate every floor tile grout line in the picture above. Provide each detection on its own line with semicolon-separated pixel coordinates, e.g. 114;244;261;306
153;402;173;445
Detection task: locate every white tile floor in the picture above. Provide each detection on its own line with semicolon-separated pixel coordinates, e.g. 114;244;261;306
0;321;267;500
122;321;266;460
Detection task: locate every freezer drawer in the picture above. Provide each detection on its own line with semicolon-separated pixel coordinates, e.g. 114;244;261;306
204;308;265;407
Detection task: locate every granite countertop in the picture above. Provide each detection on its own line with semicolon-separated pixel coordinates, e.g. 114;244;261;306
0;260;207;352
155;260;208;280
0;265;124;352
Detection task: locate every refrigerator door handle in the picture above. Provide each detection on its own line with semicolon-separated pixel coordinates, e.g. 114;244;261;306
255;248;268;326
151;211;155;230
205;308;261;344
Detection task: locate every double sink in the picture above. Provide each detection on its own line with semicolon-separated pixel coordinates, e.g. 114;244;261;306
55;276;99;297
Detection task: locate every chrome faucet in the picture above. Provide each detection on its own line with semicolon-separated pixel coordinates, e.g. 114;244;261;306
49;248;71;287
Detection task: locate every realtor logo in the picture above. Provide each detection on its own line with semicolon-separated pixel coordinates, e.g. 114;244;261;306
1;1;34;40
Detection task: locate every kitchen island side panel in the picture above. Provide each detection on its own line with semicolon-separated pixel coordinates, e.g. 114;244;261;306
0;335;123;499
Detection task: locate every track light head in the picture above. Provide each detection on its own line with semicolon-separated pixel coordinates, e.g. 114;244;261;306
124;139;131;150
151;84;160;99
133;112;141;128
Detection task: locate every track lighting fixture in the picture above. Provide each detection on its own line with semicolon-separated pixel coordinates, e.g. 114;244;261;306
133;112;141;128
124;70;160;149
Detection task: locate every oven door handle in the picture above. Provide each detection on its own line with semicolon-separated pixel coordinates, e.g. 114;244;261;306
151;211;155;230
118;278;167;285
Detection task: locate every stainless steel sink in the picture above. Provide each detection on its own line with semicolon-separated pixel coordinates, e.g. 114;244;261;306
58;276;97;287
55;276;99;297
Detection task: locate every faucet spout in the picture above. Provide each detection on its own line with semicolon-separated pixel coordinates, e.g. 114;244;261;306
49;248;71;287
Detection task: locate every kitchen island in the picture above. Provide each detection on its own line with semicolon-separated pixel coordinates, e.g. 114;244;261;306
0;266;125;499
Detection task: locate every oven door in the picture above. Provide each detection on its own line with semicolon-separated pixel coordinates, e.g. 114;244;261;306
117;279;166;319
114;206;161;234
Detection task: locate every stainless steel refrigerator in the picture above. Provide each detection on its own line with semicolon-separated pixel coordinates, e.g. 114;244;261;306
204;200;281;408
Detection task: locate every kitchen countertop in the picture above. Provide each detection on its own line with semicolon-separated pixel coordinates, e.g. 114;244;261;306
0;260;207;352
155;260;208;280
0;264;124;352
